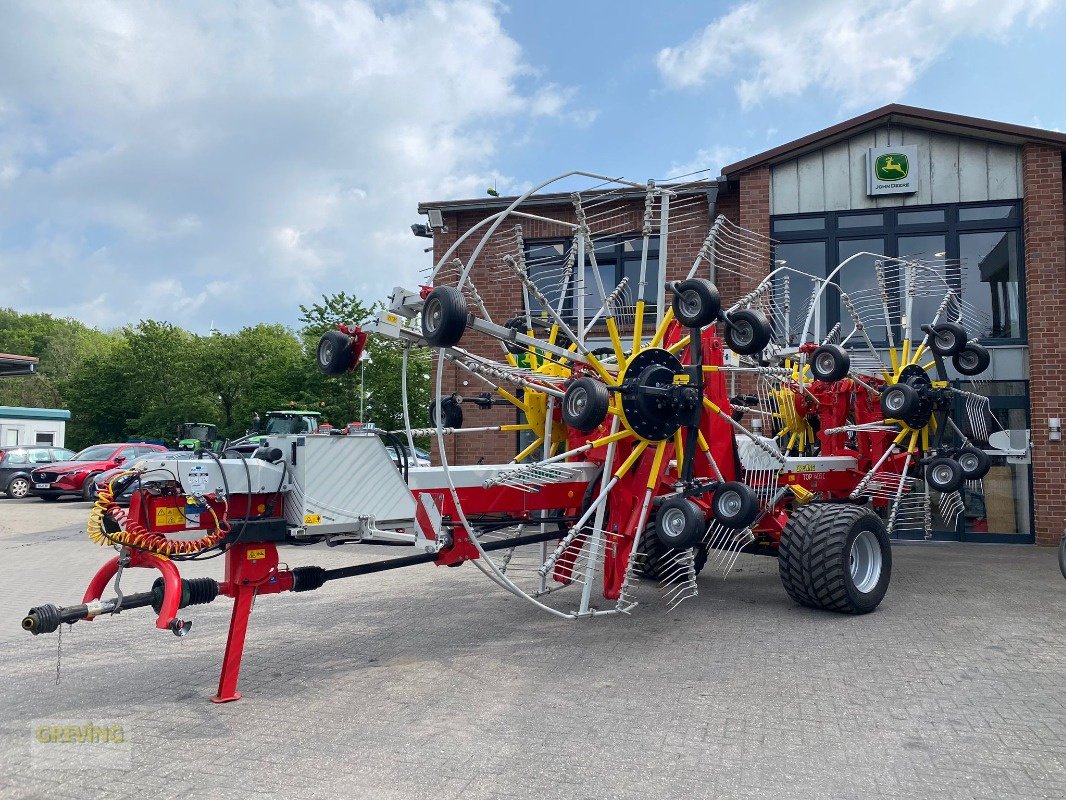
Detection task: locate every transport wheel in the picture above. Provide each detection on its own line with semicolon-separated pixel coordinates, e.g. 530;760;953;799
562;377;610;433
711;481;759;529
723;309;772;356
317;330;354;375
421;286;468;347
6;476;30;498
1058;533;1066;582
926;457;964;493
929;322;968;357
880;383;918;421
639;523;707;580
809;344;851;383
82;474;101;501
777;503;891;614
428;396;463;429
671;278;721;328
654;496;705;550
952;343;990;377
957;446;990;480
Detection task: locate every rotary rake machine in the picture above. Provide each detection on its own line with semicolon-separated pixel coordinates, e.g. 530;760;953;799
22;171;996;702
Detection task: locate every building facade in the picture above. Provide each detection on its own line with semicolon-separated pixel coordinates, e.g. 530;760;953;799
418;105;1066;546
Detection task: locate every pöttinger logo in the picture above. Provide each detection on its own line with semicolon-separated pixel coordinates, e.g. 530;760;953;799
874;153;909;182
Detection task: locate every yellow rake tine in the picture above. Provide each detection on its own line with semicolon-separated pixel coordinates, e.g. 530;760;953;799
513;437;544;464
648;308;675;349
606;317;627;364
613;439;650;479
632;300;645;352
646;441;668;490
666;335;691;355
496;387;528;413
589;429;634;449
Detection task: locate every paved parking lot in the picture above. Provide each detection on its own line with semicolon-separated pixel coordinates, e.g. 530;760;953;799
1;497;1065;799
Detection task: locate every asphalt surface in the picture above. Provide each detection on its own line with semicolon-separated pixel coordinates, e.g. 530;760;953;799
1;496;1065;799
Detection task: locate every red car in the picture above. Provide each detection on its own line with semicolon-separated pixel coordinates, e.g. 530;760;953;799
29;442;166;501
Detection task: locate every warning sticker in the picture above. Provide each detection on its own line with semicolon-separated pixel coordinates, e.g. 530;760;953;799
155;507;184;527
185;464;210;491
304;513;321;525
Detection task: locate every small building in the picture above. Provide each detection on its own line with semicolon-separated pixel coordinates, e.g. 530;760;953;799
0;407;71;448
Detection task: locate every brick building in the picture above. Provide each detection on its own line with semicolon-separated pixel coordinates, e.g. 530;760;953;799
417;105;1066;546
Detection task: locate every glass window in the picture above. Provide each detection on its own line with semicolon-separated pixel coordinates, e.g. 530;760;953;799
960;230;1021;339
774;241;826;343
29;448;54;463
897;209;945;225
5;449;28;464
959;205;1017;222
54;449;76;461
898;235;947;339
837;213;884;229
35;432;55;445
773;217;825;233
837;239;889;342
526;236;659;326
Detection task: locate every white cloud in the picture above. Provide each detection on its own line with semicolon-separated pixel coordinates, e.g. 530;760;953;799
657;0;1055;109
665;144;747;181
0;0;579;332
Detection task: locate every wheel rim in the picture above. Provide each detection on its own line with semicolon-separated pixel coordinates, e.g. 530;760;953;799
680;290;701;320
9;478;28;498
815;352;836;375
425;299;442;333
849;530;882;594
884;389;905;413
565;387;588;417
318;340;334;366
959;453;979;473
662;507;687;537
958;351;977;371
931;463;954;487
716;490;742;520
732;321;753;347
934;330;956;352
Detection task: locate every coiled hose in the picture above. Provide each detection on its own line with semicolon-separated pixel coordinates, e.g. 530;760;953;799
87;471;230;558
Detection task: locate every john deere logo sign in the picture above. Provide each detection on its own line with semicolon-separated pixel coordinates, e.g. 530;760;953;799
874;153;909;181
867;145;918;196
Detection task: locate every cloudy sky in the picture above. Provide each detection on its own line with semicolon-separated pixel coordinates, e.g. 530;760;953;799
2;0;1063;333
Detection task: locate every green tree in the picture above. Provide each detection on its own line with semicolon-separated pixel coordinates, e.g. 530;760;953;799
297;292;430;433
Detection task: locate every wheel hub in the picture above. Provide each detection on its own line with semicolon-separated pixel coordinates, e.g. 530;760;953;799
849;529;883;594
618;348;687;441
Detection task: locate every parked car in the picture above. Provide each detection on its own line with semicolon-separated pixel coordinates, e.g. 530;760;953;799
93;451;185;505
1;446;76;498
29;442;167;501
385;443;431;468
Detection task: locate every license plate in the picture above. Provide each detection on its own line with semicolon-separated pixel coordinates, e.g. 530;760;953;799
35;483;50;489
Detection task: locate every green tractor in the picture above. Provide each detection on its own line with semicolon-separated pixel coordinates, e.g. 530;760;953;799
246;411;322;443
175;422;220;451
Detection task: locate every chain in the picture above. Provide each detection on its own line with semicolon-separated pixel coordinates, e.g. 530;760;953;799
55;623;62;686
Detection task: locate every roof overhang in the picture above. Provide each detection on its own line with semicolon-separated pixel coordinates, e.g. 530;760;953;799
418;180;720;216
0;353;39;378
721;104;1066;178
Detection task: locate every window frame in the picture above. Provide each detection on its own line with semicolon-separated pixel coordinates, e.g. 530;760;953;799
771;200;1026;345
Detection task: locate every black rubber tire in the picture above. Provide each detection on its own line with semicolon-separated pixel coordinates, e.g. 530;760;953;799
711;481;759;529
428;396;463;429
880;383;919;420
778;503;891;614
562;377;610;433
957;445;990;480
723;309;772;356
639;524;707;580
926;457;964;493
1058;534;1066;582
809;344;851;382
929;322;968;357
6;476;30;499
953;343;990;377
317;330;354;375
421;286;468;347
654;496;705;550
82;474;101;501
671;278;721;328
